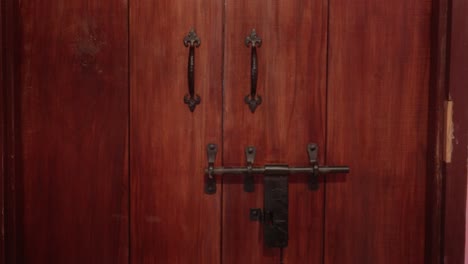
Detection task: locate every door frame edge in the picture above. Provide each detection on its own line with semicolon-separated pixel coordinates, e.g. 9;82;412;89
2;0;21;262
442;0;468;262
427;0;468;262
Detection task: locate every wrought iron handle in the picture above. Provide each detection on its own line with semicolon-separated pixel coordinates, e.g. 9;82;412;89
204;143;350;194
183;28;201;112
245;29;262;113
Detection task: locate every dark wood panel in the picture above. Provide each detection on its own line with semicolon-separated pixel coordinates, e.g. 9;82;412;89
222;0;328;263
1;1;5;260
2;0;21;262
444;0;468;261
130;1;223;263
19;1;129;263
325;0;432;263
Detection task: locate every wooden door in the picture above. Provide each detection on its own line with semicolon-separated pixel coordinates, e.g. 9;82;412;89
131;0;433;263
9;0;434;263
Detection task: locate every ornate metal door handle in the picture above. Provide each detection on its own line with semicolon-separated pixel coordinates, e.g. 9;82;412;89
204;143;349;248
244;29;262;113
183;28;201;112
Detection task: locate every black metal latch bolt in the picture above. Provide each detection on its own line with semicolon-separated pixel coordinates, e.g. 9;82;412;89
204;143;350;249
205;143;349;194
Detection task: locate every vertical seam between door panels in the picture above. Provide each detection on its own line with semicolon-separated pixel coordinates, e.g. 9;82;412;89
220;0;226;263
322;0;331;263
127;0;131;262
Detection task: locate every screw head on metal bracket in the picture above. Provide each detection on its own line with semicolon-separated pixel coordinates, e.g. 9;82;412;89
245;146;256;164
249;208;263;222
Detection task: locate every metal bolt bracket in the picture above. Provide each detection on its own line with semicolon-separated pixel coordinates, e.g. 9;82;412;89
205;143;218;194
244;146;256;192
307;143;319;190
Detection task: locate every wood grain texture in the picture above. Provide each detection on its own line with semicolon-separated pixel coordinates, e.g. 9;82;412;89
325;0;432;263
222;0;328;263
444;0;468;261
130;1;223;263
19;1;129;263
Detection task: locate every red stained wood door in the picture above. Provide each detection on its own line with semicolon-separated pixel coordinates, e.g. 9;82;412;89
130;0;432;263
11;0;433;263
